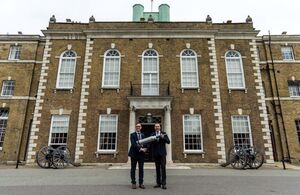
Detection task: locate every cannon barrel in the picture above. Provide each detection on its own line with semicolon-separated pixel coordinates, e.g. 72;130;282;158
136;135;158;145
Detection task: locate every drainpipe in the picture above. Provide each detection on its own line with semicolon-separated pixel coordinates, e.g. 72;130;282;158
267;32;291;166
262;38;285;169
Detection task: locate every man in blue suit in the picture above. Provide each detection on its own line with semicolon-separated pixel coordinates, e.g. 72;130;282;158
151;123;170;190
128;123;147;189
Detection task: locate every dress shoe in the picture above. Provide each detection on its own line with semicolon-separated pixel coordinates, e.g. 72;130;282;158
139;184;145;189
161;185;167;190
131;184;137;189
153;184;161;188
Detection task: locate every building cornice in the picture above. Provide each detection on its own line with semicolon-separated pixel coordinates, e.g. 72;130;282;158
0;35;44;41
42;28;258;39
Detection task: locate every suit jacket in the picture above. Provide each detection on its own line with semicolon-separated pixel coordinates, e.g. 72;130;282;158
128;132;146;158
151;131;170;157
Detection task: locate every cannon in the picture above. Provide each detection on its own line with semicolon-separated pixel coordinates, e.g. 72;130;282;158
136;135;160;145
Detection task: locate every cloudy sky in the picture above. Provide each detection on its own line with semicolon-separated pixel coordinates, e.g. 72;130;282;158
0;0;299;35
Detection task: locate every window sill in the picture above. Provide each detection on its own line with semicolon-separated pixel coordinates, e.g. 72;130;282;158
181;87;200;93
95;151;118;158
228;88;247;94
183;151;205;154
53;88;75;93
100;88;120;93
183;151;205;159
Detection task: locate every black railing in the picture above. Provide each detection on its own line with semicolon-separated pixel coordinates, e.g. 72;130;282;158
130;82;170;96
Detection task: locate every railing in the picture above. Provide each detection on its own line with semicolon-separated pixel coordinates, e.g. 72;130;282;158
130;82;170;96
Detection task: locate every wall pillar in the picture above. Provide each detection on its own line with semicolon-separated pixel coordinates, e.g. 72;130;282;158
127;106;136;162
164;105;172;163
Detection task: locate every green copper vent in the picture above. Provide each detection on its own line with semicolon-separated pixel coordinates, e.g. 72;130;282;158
132;4;170;22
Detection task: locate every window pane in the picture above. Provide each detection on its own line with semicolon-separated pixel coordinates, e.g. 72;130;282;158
183;115;202;151
99;115;117;151
9;46;21;60
57;51;76;88
103;50;120;87
50;115;69;146
288;85;300;97
232;115;252;148
1;80;15;96
225;51;245;88
295;120;300;144
281;47;294;60
0;109;8;148
181;50;198;88
142;50;159;96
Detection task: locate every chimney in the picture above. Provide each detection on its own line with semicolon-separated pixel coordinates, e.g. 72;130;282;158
282;31;287;35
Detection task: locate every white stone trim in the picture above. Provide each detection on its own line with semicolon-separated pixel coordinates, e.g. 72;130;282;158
26;38;52;163
0;60;43;64
250;39;274;163
74;37;94;163
265;97;300;101
0;96;36;100
208;38;226;164
260;60;300;64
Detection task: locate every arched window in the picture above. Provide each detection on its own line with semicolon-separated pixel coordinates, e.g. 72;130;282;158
56;50;77;89
142;49;159;96
180;49;199;88
102;49;121;88
225;50;245;89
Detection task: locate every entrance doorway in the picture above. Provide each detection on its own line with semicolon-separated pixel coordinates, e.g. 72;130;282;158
141;124;155;162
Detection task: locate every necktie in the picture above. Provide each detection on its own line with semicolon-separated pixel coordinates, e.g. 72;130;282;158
137;133;141;140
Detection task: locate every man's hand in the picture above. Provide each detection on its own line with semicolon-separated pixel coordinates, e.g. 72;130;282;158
139;148;147;152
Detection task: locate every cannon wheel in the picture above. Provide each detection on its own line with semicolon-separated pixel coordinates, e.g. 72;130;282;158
36;146;54;168
52;146;71;169
248;147;264;169
228;145;247;170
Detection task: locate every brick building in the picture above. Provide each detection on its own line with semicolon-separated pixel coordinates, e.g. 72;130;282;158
0;35;44;163
259;35;300;163
1;4;299;165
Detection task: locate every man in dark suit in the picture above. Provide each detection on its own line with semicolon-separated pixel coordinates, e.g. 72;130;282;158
128;123;147;189
151;123;170;190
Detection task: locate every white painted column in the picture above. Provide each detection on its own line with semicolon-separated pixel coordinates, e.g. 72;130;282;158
127;106;136;162
250;39;274;163
164;105;172;163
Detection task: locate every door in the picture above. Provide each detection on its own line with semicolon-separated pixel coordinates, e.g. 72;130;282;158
141;124;155;162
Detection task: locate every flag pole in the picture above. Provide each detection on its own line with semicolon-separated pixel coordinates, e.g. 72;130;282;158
151;0;153;12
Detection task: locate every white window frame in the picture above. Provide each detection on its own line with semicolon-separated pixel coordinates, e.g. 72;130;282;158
182;114;203;153
0;109;9;150
101;49;121;88
8;46;21;60
231;115;253;148
48;115;70;146
295;120;300;144
281;46;294;61
225;50;246;89
288;85;300;97
141;49;159;96
180;49;199;88
1;80;15;96
56;50;77;89
97;114;118;153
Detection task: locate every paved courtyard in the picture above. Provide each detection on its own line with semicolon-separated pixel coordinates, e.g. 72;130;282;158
0;163;300;195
